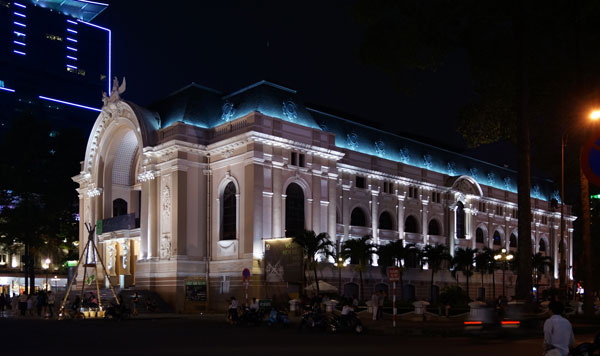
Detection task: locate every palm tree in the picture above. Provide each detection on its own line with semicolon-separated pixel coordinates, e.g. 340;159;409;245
377;240;415;301
532;252;553;291
341;234;376;301
418;244;451;302
452;247;477;300
327;240;345;296
475;247;495;300
292;230;332;295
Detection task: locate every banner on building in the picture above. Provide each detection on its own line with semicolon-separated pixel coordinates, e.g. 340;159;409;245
264;238;302;283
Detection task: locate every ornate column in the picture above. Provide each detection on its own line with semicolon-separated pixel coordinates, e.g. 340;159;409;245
568;227;574;280
448;203;456;252
272;162;283;237
342;185;350;240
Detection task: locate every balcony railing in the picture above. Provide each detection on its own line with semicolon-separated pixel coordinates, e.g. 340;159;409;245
97;213;140;234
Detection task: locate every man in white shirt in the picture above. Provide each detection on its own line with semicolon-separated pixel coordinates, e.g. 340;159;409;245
543;301;574;356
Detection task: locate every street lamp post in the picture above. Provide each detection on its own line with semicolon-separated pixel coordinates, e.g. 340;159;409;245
559;110;600;302
43;258;50;291
494;249;514;298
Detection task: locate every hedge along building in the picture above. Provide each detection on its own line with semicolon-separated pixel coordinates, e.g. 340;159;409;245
72;80;575;312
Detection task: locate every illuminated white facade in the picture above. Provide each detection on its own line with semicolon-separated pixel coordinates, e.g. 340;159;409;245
73;81;574;311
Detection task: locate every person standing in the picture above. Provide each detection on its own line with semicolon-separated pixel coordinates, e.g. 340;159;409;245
543;301;575;356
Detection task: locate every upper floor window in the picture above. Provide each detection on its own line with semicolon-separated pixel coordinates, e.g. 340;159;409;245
290;152;306;167
405;215;419;233
493;231;502;246
478;202;486;213
431;191;441;203
383;181;394;194
112;198;127;217
511;208;518;219
495;206;503;216
428;219;441;235
355;176;365;189
541;215;548;225
408;186;419;199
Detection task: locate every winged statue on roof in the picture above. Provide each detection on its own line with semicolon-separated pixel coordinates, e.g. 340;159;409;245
102;76;126;106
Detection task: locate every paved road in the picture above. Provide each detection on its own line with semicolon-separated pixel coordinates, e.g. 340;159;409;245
0;316;594;356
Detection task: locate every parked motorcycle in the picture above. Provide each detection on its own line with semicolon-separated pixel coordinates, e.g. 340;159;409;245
329;311;364;334
571;332;600;356
266;308;290;327
298;310;332;332
238;306;265;327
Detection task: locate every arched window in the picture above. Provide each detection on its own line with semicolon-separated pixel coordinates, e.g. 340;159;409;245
510;234;517;248
379;211;394;230
405;215;418;233
539;239;546;252
113;198;127;217
221;182;237;240
476;228;484;243
350;207;367;227
285;183;305;237
493;231;502;246
456;201;465;238
428;219;441;236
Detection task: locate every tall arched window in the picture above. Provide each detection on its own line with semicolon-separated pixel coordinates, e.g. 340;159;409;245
456;201;465;238
221;182;237;240
476;228;484;243
493;231;502;246
350;207;367;227
539;239;546;253
113;198;128;217
285;183;305;237
428;219;441;235
379;211;393;230
405;215;418;233
510;234;517;248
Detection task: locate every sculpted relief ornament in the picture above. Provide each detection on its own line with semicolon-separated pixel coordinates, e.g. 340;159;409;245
102;76;126;107
160;235;172;260
107;243;116;275
162;185;171;217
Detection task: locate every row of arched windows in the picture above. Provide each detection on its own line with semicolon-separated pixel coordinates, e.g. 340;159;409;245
474;227;548;252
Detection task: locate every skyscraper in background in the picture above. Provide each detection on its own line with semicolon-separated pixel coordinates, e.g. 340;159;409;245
0;0;110;133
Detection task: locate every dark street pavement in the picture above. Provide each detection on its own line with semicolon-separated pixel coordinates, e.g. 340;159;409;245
0;315;596;356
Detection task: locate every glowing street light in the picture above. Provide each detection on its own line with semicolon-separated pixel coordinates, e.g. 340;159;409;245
590;110;600;120
43;258;51;291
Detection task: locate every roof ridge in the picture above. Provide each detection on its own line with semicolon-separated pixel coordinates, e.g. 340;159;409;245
222;80;296;99
163;82;222;99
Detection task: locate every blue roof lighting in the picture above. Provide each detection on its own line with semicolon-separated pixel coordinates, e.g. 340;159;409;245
13;21;26;27
66;47;77;52
13;31;26;37
38;95;101;112
26;0;107;22
13;41;25;46
0;87;16;93
13;12;26;17
13;2;26;8
66;37;77;43
67;28;78;34
66;19;78;25
13;50;26;55
66;55;77;61
66;64;77;69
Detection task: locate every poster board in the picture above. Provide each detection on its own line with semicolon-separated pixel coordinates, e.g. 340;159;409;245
264;238;302;283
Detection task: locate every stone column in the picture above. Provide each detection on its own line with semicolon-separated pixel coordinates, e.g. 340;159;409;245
140;181;149;259
568;227;574;280
172;169;187;256
327;174;337;241
371;192;379;243
342;187;350;240
397;194;405;241
552;225;559;280
272;165;283;237
312;175;321;232
448;204;456;252
422;201;429;245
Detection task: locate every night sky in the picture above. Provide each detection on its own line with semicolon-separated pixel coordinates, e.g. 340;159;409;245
95;1;506;165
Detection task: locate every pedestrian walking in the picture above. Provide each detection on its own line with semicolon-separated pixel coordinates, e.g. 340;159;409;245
26;294;34;317
18;293;27;316
377;290;385;320
543;301;574;356
47;291;55;318
371;291;379;321
0;293;6;314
